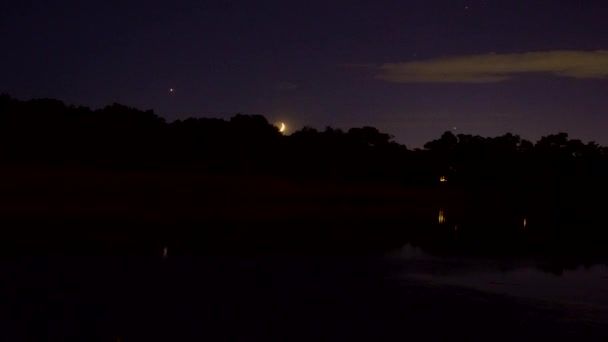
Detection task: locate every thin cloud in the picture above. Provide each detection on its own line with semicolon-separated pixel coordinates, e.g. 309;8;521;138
368;50;608;83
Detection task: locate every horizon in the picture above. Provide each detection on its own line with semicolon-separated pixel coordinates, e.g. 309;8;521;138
3;93;603;150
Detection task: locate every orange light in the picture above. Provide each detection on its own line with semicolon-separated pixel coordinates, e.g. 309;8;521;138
439;210;445;224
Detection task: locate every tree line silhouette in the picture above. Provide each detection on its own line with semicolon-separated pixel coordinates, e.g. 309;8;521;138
1;94;607;190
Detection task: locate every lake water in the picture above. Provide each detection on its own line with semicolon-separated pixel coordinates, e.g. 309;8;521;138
388;244;608;309
1;245;607;341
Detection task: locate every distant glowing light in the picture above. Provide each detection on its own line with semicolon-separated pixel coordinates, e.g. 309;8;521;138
440;176;448;183
523;218;527;228
163;246;168;258
169;88;175;93
439;209;445;224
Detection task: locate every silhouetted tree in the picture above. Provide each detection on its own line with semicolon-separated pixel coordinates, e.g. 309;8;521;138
1;94;607;192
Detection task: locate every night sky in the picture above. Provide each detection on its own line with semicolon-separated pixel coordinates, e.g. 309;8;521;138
2;0;608;147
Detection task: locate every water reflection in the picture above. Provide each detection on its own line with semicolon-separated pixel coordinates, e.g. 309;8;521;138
436;207;531;232
389;244;608;310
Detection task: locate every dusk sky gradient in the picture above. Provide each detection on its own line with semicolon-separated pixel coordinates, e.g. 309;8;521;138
2;0;608;147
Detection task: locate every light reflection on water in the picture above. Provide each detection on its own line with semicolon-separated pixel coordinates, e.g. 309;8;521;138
388;244;608;309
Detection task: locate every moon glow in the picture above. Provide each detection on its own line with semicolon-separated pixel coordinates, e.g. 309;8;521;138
279;122;286;133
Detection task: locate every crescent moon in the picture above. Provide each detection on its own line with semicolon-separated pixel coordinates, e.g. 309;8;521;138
279;122;286;133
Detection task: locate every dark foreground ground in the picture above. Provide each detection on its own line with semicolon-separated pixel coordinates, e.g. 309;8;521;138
1;252;607;341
